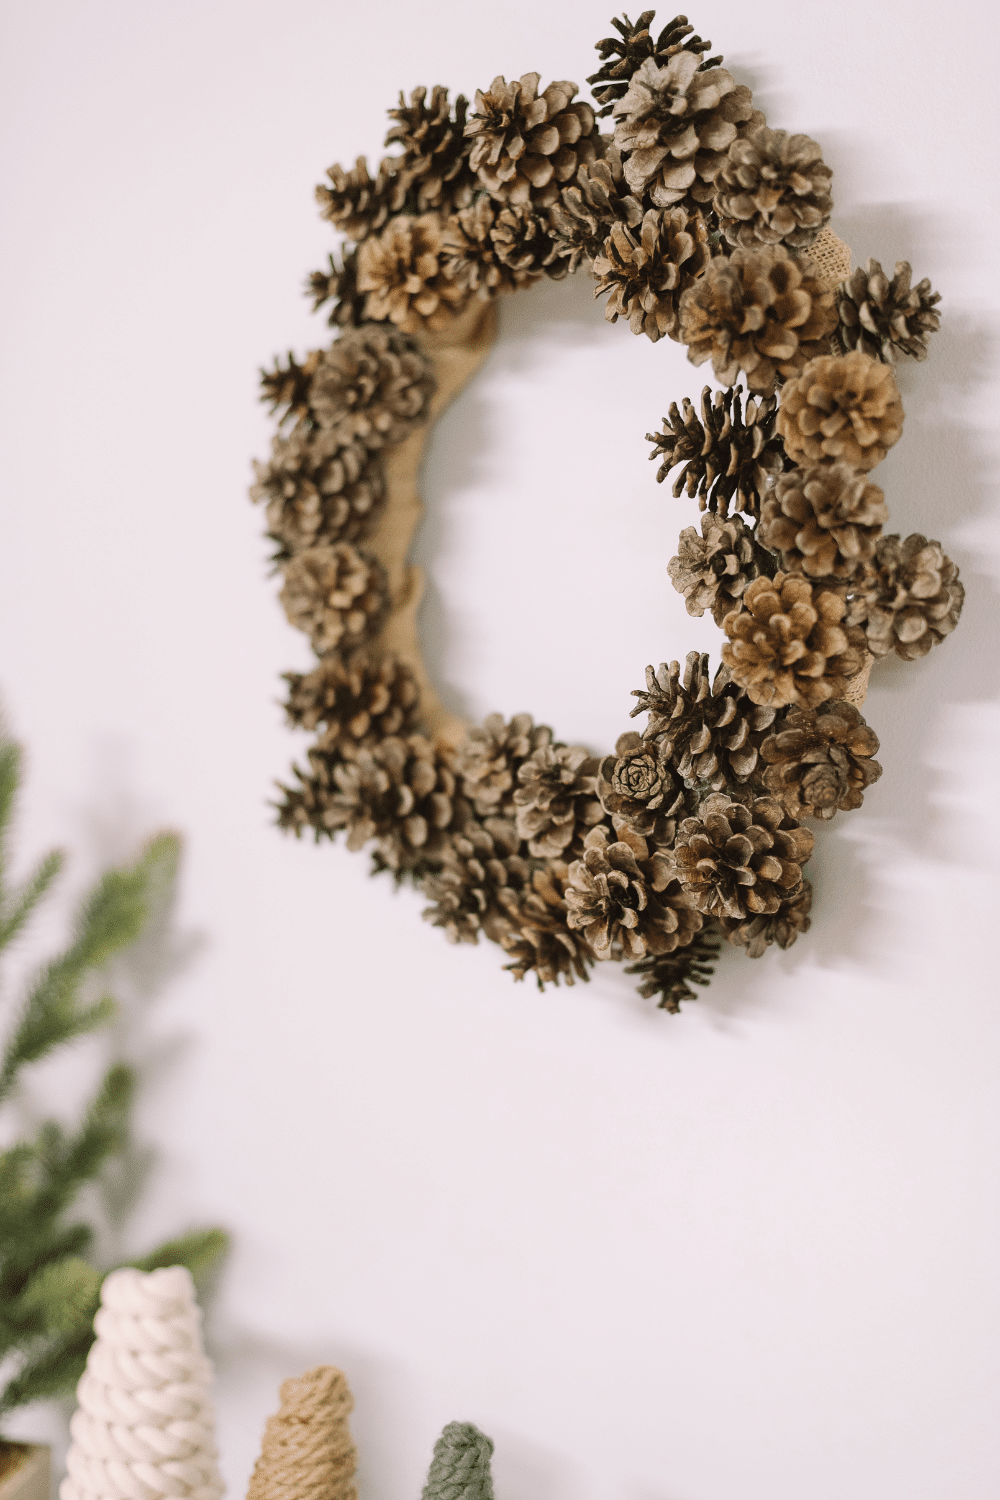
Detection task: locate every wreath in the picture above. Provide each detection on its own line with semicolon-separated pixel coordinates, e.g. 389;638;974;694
252;10;962;1011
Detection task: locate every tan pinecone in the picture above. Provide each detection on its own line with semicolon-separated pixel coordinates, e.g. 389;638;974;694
455;712;554;818
513;744;603;858
647;384;786;520
759;463;888;581
670;792;814;922
316;155;406;242
630;651;778;790
442;199;549;295
678;245;836;393
465;74;599;210
384;85;476;217
713;126;832;249
490;202;567;280
722;572;867;709
760;701;881;820
720;879;812;957
422;817;530;945
308;326;435;451
307;246;368;330
282;652;422;753
547;146;644;271
589;11;722;118
593;206;710;341
498;863;593;988
260;349;321;425
858;533;965;660
611;53;754;208
776;351;904;471
251;430;385;552
668;512;766;626
625;922;722;1012
565;824;702;962
355;213;469;332
595;730;687;842
835;259;941;364
279;543;389;655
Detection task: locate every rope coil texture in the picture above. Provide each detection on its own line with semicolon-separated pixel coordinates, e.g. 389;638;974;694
60;1266;224;1500
420;1423;494;1500
245;1366;357;1500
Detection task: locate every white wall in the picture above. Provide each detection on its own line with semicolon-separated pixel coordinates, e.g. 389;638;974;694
2;3;999;1498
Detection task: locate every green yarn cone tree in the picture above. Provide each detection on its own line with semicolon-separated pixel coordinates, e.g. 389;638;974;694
421;1422;495;1500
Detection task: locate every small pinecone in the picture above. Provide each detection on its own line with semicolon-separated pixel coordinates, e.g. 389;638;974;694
713;126;832;250
776;351;904;472
499;863;593;989
625;922;722;1012
720;879;812;958
589;11;722;118
630;652;778;790
260;350;321;425
384;85;476;217
678;245;836;393
758;463;888;581
565;824;702;961
513;744;603;858
547;147;644;271
356;213;469;332
668;511;766;627
859;533;965;660
279;543;389;655
835;259;941;364
670;792;814;922
307;246;368;330
251;431;385;552
760;701;881;820
611;53;754;208
315;155;406;242
442;199;549;295
455;713;554;818
422;818;530;945
593;205;710;342
722;572;867;709
282;652;422;752
647;385;786;521
308;326;435;451
465;73;599;210
490;202;567;280
595;730;687;842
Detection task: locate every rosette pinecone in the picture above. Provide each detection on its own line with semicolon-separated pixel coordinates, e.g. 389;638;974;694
713;126;832;249
306;326;435;450
758;463;888;581
422;818;530;945
776;352;904;472
279;543;389;655
513;743;603;857
316;155;405;242
595;731;687;842
678;245;836;392
384;85;476;217
668;512;767;626
490;203;566;279
760;701;882;820
356;214;469;331
670;793;814;923
251;428;385;553
465;74;599;209
647;384;786;520
282;652;422;753
499;863;593;988
593;205;710;341
588;11;722;118
547;148;644;272
625;922;722;1012
565;825;702;961
835;259;941;364
630;652;778;790
719;879;812;958
307;246;367;330
442;199;551;295
858;533;965;660
456;712;554;818
721;573;867;709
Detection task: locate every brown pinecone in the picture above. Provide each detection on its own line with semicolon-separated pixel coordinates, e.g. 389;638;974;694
720;879;812;957
355;213;469;332
442;199;549;295
713;126;832;249
316;155;406;242
547;146;644;272
721;572;867;709
625;922;722;1012
758;463;888;581
307;246;368;330
498;863;593;988
760;701;881;820
679;245;836;393
384;85;476;217
589;11;722;118
670;792;814;922
595;730;687;842
422;817;530;945
251;430;385;552
513;743;603;858
565;824;702;961
776;351;904;471
465;73;599;210
260;350;321;426
630;651;778;790
647;384;786;520
491;202;567;280
593;205;710;341
668;512;766;626
308;326;435;452
282;652;422;752
611;53;754;208
858;533;965;660
455;712;554;818
835;259;941;364
279;543;389;655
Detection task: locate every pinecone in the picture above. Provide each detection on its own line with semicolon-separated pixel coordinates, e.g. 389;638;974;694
307;246;368;330
625;922;722;1012
588;11;722;118
260;349;321;426
719;879;812;957
647;384;785;521
282;652;422;751
670;792;814;922
776;351;904;472
465;73;599;210
455;713;554;818
678;245;836;393
251;430;385;552
279;543;389;655
758;463;888;581
547;147;644;272
315;155;406;242
595;730;687;842
668;512;766;626
442;199;549;295
721;572;867;709
490;202;567;280
611;53;754;208
384;85;476;217
713;126;832;249
858;533;965;660
355;213;469;332
565;824;702;961
513;743;603;857
307;326;435;451
593;205;710;341
422;818;530;945
630;652;778;790
760;701;881;820
498;863;593;988
835;259;941;364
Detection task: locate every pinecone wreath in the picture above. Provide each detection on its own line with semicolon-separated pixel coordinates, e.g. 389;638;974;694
252;10;962;1014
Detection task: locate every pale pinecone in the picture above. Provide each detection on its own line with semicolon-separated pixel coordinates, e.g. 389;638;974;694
835;259;941;364
513;743;603;858
776;351;904;472
307;246;368;329
668;512;767;627
593;205;710;341
442;199;550;295
670;792;814;922
251;431;385;553
565;824;702;961
625;921;722;1012
713;126;832;249
760;701;882;820
422;817;530;945
455;713;554;818
722;573;867;709
595;730;687;842
384;85;476;217
719;879;812;957
547;146;644;271
498;863;593;988
282;652;423;752
465;73;599;209
589;11;722;118
647;384;786;520
307;326;435;451
279;543;389;655
758;463;888;581
356;213;469;331
315;155;406;242
630;652;778;790
857;533;965;660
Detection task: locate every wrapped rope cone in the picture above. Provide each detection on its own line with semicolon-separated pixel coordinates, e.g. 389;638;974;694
421;1422;495;1500
246;1366;358;1500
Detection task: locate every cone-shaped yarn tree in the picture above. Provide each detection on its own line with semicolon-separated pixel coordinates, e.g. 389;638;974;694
246;1365;357;1500
421;1423;495;1500
60;1266;224;1500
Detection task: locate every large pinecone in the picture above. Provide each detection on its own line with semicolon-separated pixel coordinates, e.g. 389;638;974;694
565;825;702;961
668;511;767;626
625;922;722;1012
384;85;476;217
422;817;530;945
835;259;941;364
588;11;722;118
776;352;904;472
760;701;882;820
630;652;778;790
307;246;367;330
279;543;389;655
647;385;786;520
858;533;965;661
713;126;832;249
758;463;888;581
251;429;385;553
306;326;435;450
722;573;867;709
547;148;644;271
282;652;422;753
465;74;599;209
593;205;710;341
719;879;812;958
670;792;814;923
455;712;554;818
498;863;593;988
443;199;554;295
355;213;469;331
679;245;836;393
595;730;687;842
611;52;754;208
513;744;603;858
315;156;405;243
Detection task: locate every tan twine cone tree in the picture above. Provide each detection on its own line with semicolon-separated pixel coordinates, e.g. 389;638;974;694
246;1366;358;1500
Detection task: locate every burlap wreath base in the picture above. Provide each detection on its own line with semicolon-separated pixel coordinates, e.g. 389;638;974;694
253;11;962;1011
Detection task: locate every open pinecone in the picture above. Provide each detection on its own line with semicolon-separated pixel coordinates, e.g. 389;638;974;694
588;10;722;118
422;817;530;946
647;385;786;520
759;463;888;581
595;731;687;842
384;85;476;217
513;743;603;858
316;156;406;243
713;126;832;249
442;199;543;296
282;652;422;753
835;259;941;364
305;326;435;451
307;246;368;330
565;824;702;961
547;148;644;272
630;652;778;790
857;533;965;660
760;701;881;820
625;922;722;1012
355;213;469;331
776;351;904;471
722;573;867;709
498;863;593;988
679;245;836;393
279;543;389;655
720;879;812;958
455;712;554;818
593;205;710;341
251;429;386;553
670;793;814;923
465;73;599;209
668;511;767;626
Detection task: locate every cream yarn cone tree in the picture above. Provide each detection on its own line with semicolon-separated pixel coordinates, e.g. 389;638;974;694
60;1266;224;1500
246;1366;357;1500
